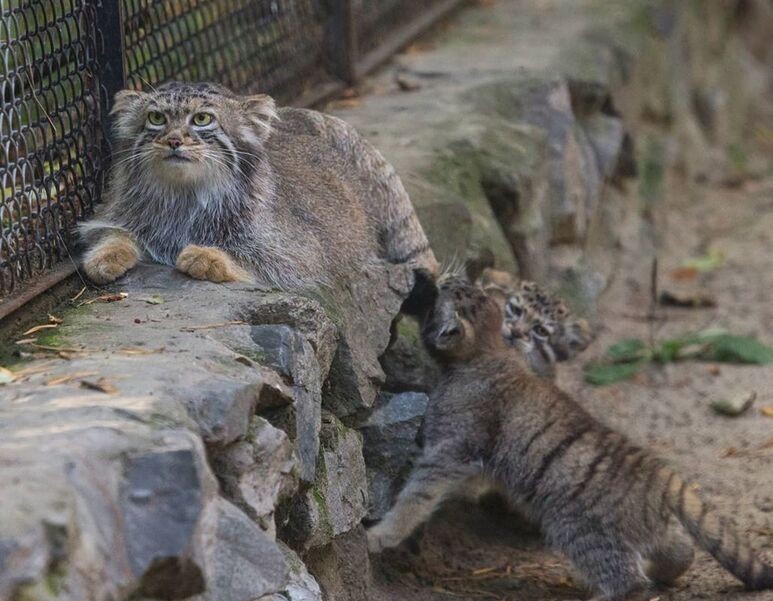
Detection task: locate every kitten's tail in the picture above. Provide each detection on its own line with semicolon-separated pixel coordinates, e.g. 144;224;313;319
660;469;773;590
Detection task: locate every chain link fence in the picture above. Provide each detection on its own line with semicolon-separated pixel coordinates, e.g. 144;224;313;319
0;0;465;315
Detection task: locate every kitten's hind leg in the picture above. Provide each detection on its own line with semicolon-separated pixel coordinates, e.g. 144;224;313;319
367;444;479;553
644;527;694;585
549;521;649;601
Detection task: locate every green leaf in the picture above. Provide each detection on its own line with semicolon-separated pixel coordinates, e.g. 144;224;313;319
584;361;647;385
605;338;648;362
689;327;729;343
681;249;724;273
700;335;773;365
653;339;684;363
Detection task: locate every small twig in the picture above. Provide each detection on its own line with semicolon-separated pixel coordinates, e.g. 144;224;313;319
117;346;165;355
71;286;87;302
22;323;59;336
180;320;247;332
18;342;86;353
722;438;773;458
78;292;128;306
46;372;98;386
648;257;658;349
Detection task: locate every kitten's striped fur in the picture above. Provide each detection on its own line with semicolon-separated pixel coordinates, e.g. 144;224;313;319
368;274;773;600
478;268;593;378
82;81;437;288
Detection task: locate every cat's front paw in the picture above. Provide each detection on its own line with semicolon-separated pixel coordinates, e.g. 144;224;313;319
175;245;250;283
83;235;140;284
366;522;402;554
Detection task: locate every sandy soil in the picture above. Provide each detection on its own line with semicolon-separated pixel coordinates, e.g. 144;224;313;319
370;172;773;601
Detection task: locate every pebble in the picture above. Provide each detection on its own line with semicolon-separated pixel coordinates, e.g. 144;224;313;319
710;391;757;416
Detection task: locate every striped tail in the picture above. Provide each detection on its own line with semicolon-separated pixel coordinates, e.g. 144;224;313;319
661;470;773;590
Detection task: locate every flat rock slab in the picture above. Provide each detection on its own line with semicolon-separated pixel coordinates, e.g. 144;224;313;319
0;258;410;600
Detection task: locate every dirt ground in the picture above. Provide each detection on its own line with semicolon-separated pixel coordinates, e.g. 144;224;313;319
370;169;773;600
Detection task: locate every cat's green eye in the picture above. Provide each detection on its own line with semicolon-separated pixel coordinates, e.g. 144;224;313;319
192;113;213;127
147;111;166;126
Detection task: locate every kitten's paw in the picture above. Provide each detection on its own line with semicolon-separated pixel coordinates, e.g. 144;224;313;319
83;235;139;284
366;523;402;554
176;245;251;283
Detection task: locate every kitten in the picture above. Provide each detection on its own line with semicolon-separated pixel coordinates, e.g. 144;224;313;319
82;81;437;288
368;274;773;601
478;268;592;378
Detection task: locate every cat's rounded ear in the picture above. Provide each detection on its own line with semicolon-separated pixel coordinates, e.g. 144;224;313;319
110;89;148;116
242;94;277;137
110;89;150;140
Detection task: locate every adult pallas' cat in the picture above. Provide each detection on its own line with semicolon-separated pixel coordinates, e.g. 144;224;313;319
82;82;436;288
369;274;773;601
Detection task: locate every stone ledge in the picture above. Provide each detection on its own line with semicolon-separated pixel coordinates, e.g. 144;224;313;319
0;260;410;600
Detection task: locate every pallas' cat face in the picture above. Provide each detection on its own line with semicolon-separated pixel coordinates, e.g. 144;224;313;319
110;81;275;188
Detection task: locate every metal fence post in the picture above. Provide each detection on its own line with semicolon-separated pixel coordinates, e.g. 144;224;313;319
326;0;359;86
96;0;126;139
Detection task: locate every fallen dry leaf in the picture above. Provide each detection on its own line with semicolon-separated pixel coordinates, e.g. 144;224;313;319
117;346;165;355
22;323;59;336
47;372;98;386
79;292;128;306
328;97;362;110
10;362;57;378
761;406;773;417
181;320;247;332
659;290;717;308
395;72;422;92
31;343;84;353
0;367;15;384
402;41;434;55
708;364;721;376
471;567;499;576
80;377;118;394
722;437;773;458
48;314;63;324
669;266;698;281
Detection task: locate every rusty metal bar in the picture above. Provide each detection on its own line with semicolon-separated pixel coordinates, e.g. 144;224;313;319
327;0;359;86
354;0;467;80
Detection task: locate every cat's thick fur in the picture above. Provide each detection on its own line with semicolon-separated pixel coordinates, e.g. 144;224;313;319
368;274;773;601
82;81;437;288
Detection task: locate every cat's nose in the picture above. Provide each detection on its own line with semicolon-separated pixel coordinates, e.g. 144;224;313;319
510;328;526;340
166;135;183;150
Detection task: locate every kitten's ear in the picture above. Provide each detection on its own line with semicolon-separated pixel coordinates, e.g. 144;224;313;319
465;248;495;283
567;318;593;352
401;268;438;317
242;94;277;136
110;89;148;116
